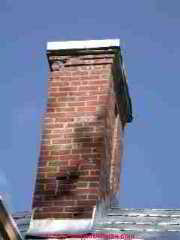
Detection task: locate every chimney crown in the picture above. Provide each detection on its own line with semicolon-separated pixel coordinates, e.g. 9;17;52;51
47;39;120;51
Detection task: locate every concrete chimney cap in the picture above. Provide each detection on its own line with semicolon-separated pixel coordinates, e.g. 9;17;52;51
47;39;120;51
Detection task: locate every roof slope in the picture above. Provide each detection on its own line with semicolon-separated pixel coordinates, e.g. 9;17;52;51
13;208;180;239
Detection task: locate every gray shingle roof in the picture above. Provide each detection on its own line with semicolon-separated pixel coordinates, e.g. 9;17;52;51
13;212;31;238
12;208;180;239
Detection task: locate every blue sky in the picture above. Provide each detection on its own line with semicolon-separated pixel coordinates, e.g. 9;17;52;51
0;0;180;212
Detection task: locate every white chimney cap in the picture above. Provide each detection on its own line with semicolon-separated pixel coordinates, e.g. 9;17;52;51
47;39;120;51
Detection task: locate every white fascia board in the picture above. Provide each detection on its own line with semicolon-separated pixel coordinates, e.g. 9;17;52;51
47;39;120;51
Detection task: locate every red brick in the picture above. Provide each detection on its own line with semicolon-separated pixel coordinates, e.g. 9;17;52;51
52;139;71;144
52;82;69;87
42;207;65;212
77;200;97;206
65;207;93;212
79;176;99;181
88;194;98;200
90;170;100;176
73;212;92;218
52;200;76;206
68;102;85;107
77;107;96;112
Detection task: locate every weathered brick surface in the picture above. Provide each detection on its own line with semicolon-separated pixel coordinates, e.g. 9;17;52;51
32;49;126;219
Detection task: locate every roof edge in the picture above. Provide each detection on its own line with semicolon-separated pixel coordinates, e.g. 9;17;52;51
0;197;23;240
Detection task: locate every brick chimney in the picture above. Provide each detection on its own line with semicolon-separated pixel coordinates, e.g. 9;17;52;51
31;39;132;233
